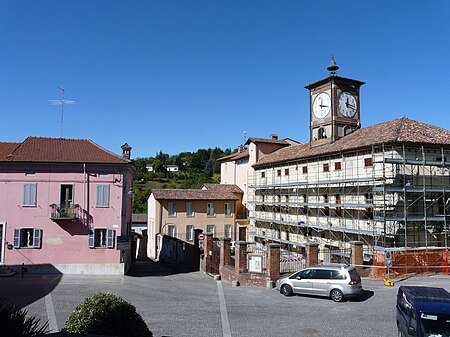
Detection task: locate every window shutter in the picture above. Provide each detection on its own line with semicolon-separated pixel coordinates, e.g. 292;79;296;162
88;230;95;248
106;229;114;248
103;186;110;207
33;228;41;248
96;185;110;207
30;184;37;206
14;229;20;248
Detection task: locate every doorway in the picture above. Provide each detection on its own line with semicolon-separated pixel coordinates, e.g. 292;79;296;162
60;185;74;216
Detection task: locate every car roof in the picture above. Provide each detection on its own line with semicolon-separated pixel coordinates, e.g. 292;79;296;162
307;264;352;270
399;286;450;304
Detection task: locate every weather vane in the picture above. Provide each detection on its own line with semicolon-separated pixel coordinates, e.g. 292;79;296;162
49;87;76;138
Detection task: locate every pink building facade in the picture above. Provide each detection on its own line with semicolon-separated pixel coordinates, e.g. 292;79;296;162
0;137;135;275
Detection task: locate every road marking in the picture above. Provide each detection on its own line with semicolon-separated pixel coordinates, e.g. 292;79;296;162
44;290;59;332
217;281;232;337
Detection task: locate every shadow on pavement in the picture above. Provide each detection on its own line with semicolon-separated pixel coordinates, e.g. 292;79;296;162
127;260;199;277
0;264;62;310
351;289;375;302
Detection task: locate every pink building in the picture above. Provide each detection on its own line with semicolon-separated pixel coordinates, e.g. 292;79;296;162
0;137;135;275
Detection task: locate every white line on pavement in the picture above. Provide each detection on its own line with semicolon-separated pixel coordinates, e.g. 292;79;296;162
44;291;59;332
217;281;232;337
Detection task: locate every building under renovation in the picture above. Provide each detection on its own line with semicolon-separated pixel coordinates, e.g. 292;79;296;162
244;61;450;273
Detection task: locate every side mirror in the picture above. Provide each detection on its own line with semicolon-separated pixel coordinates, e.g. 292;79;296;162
407;326;416;335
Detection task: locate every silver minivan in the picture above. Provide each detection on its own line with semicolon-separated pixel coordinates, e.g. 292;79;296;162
275;264;362;302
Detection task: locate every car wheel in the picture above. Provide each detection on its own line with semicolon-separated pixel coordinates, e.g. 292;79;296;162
281;284;293;297
330;289;344;302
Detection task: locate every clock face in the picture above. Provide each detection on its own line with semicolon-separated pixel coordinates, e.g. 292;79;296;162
338;91;357;117
312;92;331;119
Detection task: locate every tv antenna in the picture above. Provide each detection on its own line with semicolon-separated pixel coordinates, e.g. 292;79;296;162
243;130;247;143
49;87;76;138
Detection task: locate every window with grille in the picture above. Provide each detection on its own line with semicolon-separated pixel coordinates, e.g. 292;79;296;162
302;166;308;174
89;229;115;248
323;163;330;172
13;228;41;248
335;162;342;170
364;157;373;167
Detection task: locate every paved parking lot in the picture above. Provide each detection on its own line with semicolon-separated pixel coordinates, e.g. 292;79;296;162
0;268;449;337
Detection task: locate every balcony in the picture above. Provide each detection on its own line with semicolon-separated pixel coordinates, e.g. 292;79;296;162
50;203;81;221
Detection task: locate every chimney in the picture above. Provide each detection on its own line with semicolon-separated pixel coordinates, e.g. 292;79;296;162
121;143;132;160
270;134;278;140
238;144;246;153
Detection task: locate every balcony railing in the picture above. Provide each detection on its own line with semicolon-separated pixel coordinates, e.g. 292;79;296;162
50;203;81;221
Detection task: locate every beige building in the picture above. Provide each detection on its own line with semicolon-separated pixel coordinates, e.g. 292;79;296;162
218;136;299;205
147;184;246;260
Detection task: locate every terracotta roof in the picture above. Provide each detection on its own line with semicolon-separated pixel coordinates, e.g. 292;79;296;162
245;137;290;146
217;149;249;162
0;142;20;160
0;137;130;164
203;183;243;194
254;118;450;168
151;184;242;201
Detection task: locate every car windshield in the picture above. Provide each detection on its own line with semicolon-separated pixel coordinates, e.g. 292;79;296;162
419;312;450;337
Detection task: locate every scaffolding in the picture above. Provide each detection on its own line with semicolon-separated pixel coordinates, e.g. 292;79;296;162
247;143;450;267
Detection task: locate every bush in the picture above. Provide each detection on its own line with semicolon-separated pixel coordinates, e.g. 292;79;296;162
0;299;49;337
63;293;152;337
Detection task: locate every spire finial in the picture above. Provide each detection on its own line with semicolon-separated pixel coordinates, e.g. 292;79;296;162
327;54;339;75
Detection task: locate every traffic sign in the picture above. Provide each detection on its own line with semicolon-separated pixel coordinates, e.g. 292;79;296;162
198;233;205;240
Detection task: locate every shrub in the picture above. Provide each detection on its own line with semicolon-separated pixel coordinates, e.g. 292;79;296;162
0;299;49;337
63;293;152;337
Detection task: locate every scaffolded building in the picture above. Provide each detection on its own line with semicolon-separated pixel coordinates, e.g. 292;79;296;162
247;117;450;270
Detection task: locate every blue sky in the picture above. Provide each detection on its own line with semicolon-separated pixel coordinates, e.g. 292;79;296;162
1;1;449;158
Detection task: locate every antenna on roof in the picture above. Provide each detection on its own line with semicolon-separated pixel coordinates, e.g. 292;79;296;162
243;130;247;143
49;86;76;138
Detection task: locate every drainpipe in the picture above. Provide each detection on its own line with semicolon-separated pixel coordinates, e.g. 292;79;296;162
83;163;86;227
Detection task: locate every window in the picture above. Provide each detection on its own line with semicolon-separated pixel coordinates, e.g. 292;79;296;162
323;163;330;172
186;202;194;217
186;225;194;241
165;225;176;237
335;162;342;170
261;172;266;178
331;270;346;280
224;224;232;239
206;224;215;236
207;203;215;216
168;202;176;216
89;228;115;248
22;183;37;206
96;185;110;207
364;157;373;167
224;203;232;216
277;169;281;177
285;169;289;176
314;269;332;279
13;228;41;248
302;166;308;174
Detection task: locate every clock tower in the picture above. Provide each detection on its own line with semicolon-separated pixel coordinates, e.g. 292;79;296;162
305;56;365;147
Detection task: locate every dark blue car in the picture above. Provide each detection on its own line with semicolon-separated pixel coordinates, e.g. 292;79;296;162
396;286;450;337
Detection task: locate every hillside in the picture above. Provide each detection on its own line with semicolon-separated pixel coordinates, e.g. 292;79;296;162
132;147;233;213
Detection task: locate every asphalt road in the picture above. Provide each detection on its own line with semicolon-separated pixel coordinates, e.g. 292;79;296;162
1;267;449;337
